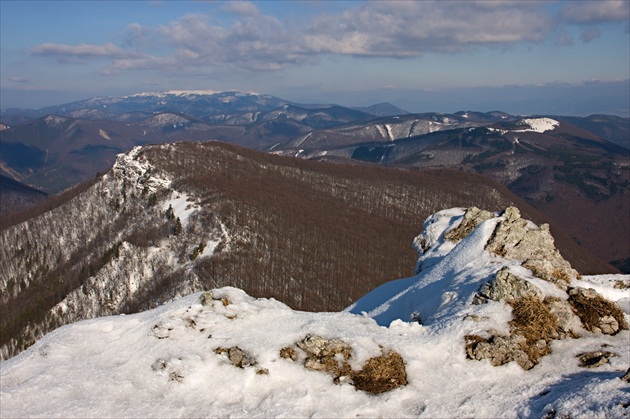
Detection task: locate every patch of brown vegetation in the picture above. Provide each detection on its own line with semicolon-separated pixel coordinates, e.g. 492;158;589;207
614;280;630;289
351;351;408;395
282;335;407;394
568;288;628;334
279;346;297;361
509;295;560;364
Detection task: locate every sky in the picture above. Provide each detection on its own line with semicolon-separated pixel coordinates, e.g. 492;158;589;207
1;0;629;116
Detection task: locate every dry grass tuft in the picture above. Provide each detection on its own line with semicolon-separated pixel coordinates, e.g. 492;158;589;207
279;346;297;361
350;351;408;395
509;295;560;363
614;280;630;289
568;290;628;334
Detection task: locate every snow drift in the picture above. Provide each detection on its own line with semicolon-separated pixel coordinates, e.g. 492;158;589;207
1;207;628;418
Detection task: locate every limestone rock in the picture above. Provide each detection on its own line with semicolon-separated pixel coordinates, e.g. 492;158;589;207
545;297;582;339
294;335;353;378
214;346;256;368
465;334;535;370
478;267;543;303
297;335;352;360
577;351;618;368
599;316;620;335
444;207;494;241
200;291;230;307
485;207;578;286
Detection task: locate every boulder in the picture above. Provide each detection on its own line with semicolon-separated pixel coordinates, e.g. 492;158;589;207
478;267;543;303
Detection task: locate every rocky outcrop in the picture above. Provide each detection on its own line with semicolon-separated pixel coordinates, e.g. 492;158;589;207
485;207;578;287
452;207;627;370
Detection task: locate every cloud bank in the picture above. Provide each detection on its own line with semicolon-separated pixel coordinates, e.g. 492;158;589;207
29;1;628;76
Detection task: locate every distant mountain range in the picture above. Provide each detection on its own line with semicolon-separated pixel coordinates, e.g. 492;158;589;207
1;91;628;271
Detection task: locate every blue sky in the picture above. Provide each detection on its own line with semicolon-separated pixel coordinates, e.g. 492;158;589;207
1;0;629;116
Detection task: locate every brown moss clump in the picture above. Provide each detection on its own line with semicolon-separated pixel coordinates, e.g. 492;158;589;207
509;295;560;364
283;335;407;394
614;280;629;290
350;351;408;395
279;346;297;361
568;288;628;334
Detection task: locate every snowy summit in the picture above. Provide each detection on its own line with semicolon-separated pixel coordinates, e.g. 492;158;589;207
1;207;628;418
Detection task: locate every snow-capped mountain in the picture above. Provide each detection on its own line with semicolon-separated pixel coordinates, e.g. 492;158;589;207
1;206;628;418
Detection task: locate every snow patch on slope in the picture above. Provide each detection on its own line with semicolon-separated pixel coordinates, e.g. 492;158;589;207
519;118;559;133
164;191;197;229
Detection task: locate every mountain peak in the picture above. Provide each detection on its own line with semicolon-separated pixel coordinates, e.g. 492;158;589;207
124;89;263;99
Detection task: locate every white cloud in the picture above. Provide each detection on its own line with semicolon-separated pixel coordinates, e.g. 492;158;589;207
304;1;551;57
31;42;142;64
220;1;260;17
9;76;29;83
560;0;630;25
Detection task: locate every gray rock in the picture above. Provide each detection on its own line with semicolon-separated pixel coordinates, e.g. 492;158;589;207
465;334;535;370
486;207;578;286
577;351;618;368
297;335;352;359
215;346;256;368
479;267;542;303
444;207;494;241
546;297;582;338
599;316;620;335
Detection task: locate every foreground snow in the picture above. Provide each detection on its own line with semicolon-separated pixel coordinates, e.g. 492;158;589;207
1;209;628;418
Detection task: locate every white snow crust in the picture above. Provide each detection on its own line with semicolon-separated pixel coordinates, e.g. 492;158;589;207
519;118;559;133
1;209;628;418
